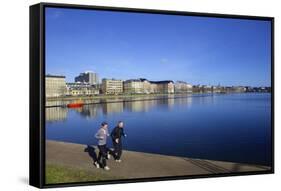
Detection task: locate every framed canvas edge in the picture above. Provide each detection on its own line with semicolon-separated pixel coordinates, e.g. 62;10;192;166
29;2;275;189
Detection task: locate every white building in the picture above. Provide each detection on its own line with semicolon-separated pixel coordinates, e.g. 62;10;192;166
101;79;123;94
66;82;99;96
45;75;66;98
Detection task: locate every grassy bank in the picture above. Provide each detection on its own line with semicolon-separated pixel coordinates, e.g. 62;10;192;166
46;164;120;184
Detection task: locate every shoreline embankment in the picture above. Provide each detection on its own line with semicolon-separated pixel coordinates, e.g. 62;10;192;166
46;140;270;184
45;92;252;108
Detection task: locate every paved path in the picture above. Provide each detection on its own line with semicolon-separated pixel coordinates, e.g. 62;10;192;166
46;140;270;179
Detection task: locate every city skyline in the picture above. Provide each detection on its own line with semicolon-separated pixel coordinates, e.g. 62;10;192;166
46;72;271;88
46;7;271;87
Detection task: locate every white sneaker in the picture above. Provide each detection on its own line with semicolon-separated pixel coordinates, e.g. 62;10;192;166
104;166;110;171
115;159;122;163
94;162;100;168
107;154;111;159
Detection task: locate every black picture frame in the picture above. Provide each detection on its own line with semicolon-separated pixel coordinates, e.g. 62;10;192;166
30;2;275;188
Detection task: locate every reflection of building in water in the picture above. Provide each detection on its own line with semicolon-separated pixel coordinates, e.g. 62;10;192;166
102;79;123;95
167;97;175;107
46;107;67;122
102;102;124;114
124;100;157;112
156;97;175;109
46;100;66;107
124;97;176;112
79;104;101;118
45;75;67;98
174;96;193;107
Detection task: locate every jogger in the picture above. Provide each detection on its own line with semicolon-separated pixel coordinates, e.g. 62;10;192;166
97;144;108;168
112;139;122;160
111;121;126;162
95;122;110;170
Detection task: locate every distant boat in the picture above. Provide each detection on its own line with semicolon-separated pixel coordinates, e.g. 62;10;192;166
67;102;84;108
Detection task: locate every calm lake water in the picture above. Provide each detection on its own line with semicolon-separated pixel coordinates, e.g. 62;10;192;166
46;93;272;166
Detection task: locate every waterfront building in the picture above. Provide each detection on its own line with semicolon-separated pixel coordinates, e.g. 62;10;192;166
192;85;202;93
212;85;223;93
66;82;99;96
138;78;155;93
101;78;123;94
75;71;99;85
149;83;158;94
150;80;175;94
125;78;175;94
165;81;175;94
192;85;214;93
142;79;153;94
245;86;271;93
221;86;246;93
231;86;246;92
45;75;67;98
174;81;192;93
225;86;233;92
123;78;175;94
201;85;212;93
245;86;253;92
123;79;145;94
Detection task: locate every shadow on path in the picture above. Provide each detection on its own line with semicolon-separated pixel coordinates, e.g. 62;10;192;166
84;145;98;162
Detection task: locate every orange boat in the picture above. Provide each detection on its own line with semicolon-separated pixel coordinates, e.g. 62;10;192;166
67;102;84;108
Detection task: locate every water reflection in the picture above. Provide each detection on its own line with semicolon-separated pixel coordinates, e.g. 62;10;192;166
79;104;101;118
45;93;271;165
102;102;124;114
124;100;156;112
46;107;68;122
45;94;191;107
46;96;194;121
45;94;239;122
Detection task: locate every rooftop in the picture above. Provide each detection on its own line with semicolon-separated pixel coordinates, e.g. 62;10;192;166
149;80;174;84
128;78;174;84
46;74;65;78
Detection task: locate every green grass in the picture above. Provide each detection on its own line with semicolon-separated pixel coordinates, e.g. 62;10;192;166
46;164;118;184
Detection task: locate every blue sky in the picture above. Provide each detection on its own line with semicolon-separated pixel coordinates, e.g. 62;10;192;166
45;7;271;86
